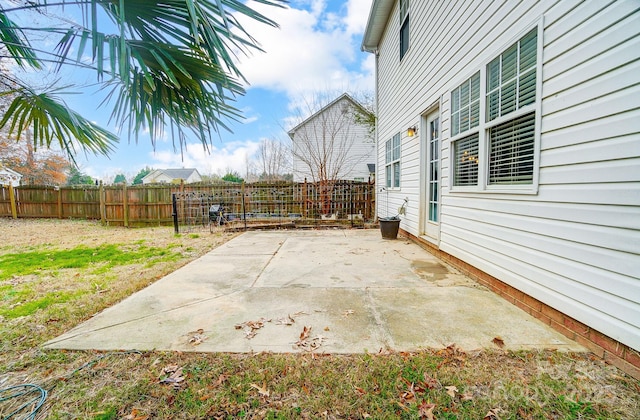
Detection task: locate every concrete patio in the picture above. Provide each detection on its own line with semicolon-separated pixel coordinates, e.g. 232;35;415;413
45;229;584;354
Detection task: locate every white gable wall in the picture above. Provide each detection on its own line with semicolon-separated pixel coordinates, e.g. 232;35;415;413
291;96;375;182
373;0;640;350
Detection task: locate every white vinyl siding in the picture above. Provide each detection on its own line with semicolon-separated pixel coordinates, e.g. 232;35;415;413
371;0;640;353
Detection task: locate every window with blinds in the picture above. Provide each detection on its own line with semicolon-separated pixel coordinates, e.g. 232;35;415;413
451;72;480;136
385;133;401;187
453;133;479;186
488;112;535;184
486;28;537;121
450;25;539;192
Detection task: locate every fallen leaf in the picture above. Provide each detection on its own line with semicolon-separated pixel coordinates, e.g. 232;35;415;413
213;374;229;387
294;326;327;351
492;337;505;348
235;317;271;339
445;385;458;398
159;365;185;389
299;325;311;341
324;326;330;331
354;386;366;396
418;401;435;420
484;408;502;420
250;382;270;397
436;343;467;367
276;314;296;325
422;373;439;389
399;389;416;404
188;329;207;346
399;379;417;404
460;392;474;401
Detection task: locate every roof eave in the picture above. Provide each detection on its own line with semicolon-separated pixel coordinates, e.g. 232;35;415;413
361;0;395;53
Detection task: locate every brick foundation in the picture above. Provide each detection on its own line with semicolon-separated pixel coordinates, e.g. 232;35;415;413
402;229;640;380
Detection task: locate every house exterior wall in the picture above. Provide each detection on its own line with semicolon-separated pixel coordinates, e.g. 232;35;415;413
291;96;375;183
142;171;172;184
142;170;201;184
185;172;202;183
0;168;22;187
371;0;640;353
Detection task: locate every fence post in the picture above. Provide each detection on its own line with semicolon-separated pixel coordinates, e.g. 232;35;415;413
303;178;307;218
241;181;247;230
8;184;17;219
172;192;179;234
123;182;129;227
99;181;106;225
57;186;63;218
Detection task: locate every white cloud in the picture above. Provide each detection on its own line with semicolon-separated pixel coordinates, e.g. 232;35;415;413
150;141;261;176
236;0;374;99
344;0;374;36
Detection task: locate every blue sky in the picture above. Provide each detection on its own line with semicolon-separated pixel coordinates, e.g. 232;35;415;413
57;0;376;182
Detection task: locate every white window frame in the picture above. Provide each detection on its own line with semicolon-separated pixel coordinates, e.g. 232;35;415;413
385;133;401;188
449;21;542;194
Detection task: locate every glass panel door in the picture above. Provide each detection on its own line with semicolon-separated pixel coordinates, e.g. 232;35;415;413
428;116;440;222
423;110;440;240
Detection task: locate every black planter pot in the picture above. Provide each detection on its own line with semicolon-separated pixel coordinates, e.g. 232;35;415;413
379;217;400;239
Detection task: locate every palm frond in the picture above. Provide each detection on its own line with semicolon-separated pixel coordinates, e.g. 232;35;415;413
102;42;244;149
0;86;118;160
0;11;40;69
1;0;287;158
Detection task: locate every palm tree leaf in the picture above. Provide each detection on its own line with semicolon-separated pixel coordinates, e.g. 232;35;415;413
1;0;287;157
0;86;118;158
0;11;40;69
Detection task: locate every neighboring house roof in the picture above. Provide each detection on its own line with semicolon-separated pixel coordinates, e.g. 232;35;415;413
142;168;201;183
362;0;394;52
287;93;371;138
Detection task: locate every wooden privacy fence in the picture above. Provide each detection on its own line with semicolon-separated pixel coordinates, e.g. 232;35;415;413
0;181;375;227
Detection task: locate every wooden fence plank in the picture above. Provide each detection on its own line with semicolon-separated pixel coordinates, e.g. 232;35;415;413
0;181;375;225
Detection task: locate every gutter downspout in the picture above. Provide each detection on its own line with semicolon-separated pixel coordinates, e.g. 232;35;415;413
374;49;380;220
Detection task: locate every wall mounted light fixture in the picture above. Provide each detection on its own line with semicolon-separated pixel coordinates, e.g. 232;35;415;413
407;126;418;137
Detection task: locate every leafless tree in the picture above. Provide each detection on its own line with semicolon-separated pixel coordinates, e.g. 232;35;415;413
256;137;290;181
287;91;375;214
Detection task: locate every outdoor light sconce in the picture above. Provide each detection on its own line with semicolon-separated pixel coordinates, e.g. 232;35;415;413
407;126;418;137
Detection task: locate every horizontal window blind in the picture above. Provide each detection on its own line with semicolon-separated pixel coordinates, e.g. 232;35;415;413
453;133;479;186
486;28;537;121
488;112;535;184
